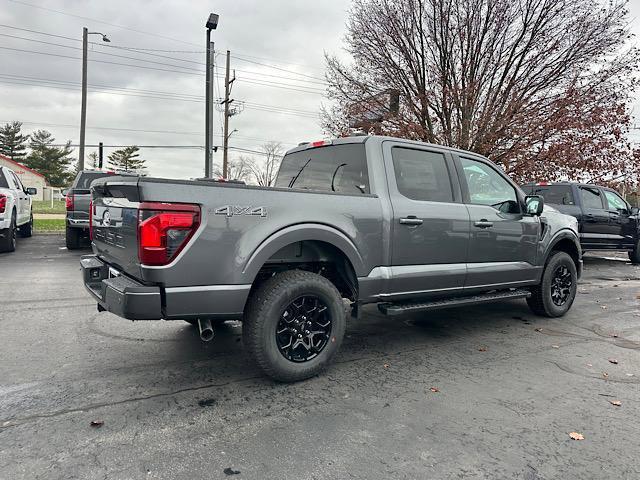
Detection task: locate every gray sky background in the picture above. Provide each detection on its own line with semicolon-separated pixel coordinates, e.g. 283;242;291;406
0;0;638;180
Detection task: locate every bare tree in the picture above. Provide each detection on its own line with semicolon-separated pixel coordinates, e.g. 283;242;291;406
213;156;253;182
248;142;283;187
324;0;639;185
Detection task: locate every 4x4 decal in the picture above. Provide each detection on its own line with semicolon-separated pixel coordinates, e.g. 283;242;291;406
213;205;267;217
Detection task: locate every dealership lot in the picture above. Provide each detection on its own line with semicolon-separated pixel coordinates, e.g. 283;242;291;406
1;235;639;479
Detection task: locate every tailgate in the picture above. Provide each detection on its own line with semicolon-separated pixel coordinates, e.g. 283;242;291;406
70;190;91;221
91;176;142;278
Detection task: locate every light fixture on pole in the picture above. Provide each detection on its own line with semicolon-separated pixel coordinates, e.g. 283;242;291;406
205;13;219;178
79;28;110;171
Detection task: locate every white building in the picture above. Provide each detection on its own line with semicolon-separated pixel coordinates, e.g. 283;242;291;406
0;154;48;201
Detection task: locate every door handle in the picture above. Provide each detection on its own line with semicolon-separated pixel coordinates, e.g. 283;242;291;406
399;216;423;226
474;219;494;229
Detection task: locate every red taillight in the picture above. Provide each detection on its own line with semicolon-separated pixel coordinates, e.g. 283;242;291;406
89;200;94;240
138;202;200;266
65;194;74;211
0;194;6;214
536;182;549;186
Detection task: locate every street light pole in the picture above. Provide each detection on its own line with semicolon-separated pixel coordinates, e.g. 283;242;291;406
205;14;219;178
79;27;88;171
79;28;110;172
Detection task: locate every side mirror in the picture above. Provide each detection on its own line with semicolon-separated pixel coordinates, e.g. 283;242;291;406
26;187;37;195
61;189;68;196
631;207;639;216
525;195;544;216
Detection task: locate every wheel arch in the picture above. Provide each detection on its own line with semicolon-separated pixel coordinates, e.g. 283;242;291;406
544;230;582;278
243;223;364;301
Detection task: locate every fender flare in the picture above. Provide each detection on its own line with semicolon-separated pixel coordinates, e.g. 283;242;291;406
242;223;365;282
543;229;581;260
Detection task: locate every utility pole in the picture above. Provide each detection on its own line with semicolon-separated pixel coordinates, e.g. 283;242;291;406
222;50;234;179
204;14;219;178
79;28;110;172
79;27;88;171
98;142;103;169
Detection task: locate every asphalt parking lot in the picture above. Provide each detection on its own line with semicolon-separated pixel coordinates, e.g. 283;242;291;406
1;234;639;479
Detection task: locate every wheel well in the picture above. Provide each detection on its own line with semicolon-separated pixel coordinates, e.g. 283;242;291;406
251;240;358;301
550;238;580;272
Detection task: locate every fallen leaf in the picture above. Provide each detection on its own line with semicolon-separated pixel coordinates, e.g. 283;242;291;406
430;387;440;393
534;327;543;332
601;305;607;310
625;373;634;377
609;400;622;407
610;333;618;338
603;372;609;378
608;358;619;365
90;420;104;428
569;432;584;441
552;345;560;349
586;363;593;367
223;467;241;476
198;398;216;407
383;363;390;368
478;346;487;352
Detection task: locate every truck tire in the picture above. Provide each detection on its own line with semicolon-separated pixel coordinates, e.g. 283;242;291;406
19;212;33;238
0;211;17;253
629;241;640;264
243;270;346;382
66;226;81;250
527;251;577;317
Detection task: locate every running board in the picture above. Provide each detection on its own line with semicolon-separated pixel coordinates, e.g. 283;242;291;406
377;289;531;316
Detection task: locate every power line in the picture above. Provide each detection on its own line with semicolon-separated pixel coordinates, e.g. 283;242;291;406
7;0;201;47
232;54;327;82
0;46;326;94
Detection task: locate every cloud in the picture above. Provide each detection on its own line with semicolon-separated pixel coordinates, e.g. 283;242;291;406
0;0;349;179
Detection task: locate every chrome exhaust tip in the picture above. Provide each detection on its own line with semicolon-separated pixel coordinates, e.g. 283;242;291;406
197;318;214;342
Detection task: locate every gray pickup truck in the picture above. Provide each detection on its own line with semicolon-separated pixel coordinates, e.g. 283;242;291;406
81;136;582;381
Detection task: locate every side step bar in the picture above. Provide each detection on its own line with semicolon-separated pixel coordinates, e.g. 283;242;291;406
378;289;531;316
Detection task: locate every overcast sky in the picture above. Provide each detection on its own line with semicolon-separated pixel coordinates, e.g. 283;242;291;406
0;0;638;180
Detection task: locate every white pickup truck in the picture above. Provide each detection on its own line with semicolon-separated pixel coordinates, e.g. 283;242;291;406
0;165;36;252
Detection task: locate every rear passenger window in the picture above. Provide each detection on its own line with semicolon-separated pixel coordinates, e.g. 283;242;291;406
580;188;604;209
391;148;453;202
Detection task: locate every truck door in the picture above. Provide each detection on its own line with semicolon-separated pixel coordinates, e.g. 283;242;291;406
603;189;636;249
455;155;540;290
9;171;28;225
383;142;469;299
578;186;610;249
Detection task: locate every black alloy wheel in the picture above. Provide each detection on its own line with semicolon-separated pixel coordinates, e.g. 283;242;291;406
275;295;332;363
550;264;572;306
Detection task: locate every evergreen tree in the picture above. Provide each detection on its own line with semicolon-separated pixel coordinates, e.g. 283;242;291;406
107;146;146;172
87;151;99;169
0;121;29;161
25;130;76;186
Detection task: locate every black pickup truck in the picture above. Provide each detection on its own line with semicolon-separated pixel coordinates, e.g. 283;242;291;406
522;182;639;263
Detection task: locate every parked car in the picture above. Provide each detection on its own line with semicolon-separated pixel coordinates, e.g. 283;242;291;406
522;182;639;263
65;170;137;249
81;136;582;382
0;165;36;253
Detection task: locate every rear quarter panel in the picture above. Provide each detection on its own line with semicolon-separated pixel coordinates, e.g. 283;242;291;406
137;180;385;287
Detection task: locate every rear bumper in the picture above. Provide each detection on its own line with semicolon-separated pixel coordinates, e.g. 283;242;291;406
67;217;89;228
80;255;250;320
81;255;162;320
